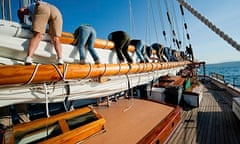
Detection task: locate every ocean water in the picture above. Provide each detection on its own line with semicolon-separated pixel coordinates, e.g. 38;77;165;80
199;61;240;88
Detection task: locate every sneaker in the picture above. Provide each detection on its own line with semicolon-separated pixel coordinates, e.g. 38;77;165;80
95;59;100;64
57;58;64;65
80;60;86;64
25;56;32;65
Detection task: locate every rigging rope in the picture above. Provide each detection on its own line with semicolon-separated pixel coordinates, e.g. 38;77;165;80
128;0;136;37
170;0;181;49
157;0;167;42
1;0;5;19
149;0;159;42
1;0;12;20
180;4;191;43
145;0;151;43
177;0;240;51
179;3;193;57
164;0;177;48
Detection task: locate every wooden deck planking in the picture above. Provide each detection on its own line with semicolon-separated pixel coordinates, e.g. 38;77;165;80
167;81;240;144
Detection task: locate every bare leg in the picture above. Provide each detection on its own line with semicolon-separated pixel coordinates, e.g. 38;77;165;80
51;36;62;59
27;32;42;57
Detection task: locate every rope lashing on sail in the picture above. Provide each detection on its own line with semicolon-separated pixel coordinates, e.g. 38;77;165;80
52;64;65;79
43;82;50;117
63;64;69;80
25;64;40;85
118;63;122;75
101;64;108;76
25;64;70;85
83;63;93;79
177;0;240;51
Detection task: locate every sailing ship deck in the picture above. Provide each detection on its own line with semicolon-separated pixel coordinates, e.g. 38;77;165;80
82;98;180;144
167;80;240;144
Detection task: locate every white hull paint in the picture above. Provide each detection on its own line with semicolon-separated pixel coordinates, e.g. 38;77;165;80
183;93;202;107
0;68;181;107
233;97;240;120
147;87;166;103
183;84;203;107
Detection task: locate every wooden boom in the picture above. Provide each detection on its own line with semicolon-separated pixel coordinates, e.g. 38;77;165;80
0;61;190;86
60;32;137;52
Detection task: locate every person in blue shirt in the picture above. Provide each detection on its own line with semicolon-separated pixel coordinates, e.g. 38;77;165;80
130;39;149;63
73;24;100;64
151;43;168;62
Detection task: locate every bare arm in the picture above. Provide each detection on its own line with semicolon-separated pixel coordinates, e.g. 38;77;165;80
17;7;29;23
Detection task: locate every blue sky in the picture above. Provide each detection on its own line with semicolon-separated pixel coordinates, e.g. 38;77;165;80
4;0;240;64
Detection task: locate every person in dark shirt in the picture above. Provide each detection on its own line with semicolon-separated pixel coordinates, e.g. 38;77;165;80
151;43;168;62
145;45;160;62
108;31;133;63
186;44;194;61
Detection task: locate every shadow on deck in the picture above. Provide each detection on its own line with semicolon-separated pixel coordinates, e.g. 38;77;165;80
167;80;240;144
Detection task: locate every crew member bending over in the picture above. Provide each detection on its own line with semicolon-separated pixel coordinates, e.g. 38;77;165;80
18;0;63;65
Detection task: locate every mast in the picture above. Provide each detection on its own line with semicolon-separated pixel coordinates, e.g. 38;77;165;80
177;0;240;52
1;0;12;20
1;0;5;19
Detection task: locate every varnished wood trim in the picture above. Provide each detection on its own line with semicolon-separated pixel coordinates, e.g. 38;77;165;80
138;106;181;144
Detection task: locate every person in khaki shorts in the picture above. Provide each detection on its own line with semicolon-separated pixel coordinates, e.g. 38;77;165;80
18;0;63;65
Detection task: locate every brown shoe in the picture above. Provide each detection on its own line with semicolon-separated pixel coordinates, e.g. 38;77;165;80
95;59;100;64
